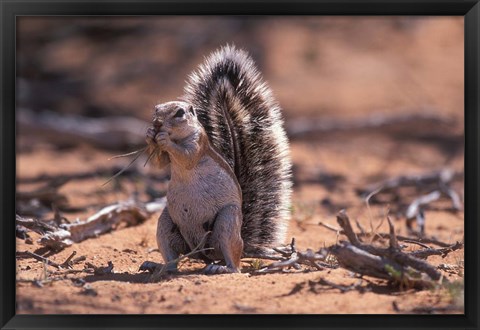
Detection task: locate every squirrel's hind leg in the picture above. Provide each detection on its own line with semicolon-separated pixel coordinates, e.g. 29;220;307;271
156;207;189;272
204;204;244;274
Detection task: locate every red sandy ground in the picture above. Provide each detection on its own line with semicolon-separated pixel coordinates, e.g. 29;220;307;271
16;16;464;314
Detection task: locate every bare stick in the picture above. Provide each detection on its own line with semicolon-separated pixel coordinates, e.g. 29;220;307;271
39;200;163;250
401;240;431;249
18;109;149;150
72;255;87;265
16;251;61;269
319;219;453;248
59;251;77;269
354;218;367;236
330;243;395;280
254;246;331;274
318;221;341;233
336;210;361;246
16;214;57;234
409;241;464;259
359;169;462;198
332;211;443;286
440;184;463;211
387;216;399;250
405;191;441;232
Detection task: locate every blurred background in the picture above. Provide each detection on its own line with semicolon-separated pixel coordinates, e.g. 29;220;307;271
16;16;464;216
17;16;463;126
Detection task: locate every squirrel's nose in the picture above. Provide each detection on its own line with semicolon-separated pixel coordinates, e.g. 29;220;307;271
153;118;163;130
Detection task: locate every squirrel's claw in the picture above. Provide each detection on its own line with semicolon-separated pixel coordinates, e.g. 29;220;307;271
146;127;158;145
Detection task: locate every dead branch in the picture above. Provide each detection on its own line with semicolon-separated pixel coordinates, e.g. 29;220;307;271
16;214;58;234
319;220;454;248
18;108;148;150
37;199;166;250
286;111;453;139
401;239;430;249
72;255;87;264
405;190;441;219
16;251;62;269
386;216;399;250
59;251;77;268
318;221;342;233
330;210;446;289
405;191;441;234
253;239;334;274
336;211;363;246
358;170;463;223
331;243;396;280
441;184;463;211
359;169;460;196
409;241;464;259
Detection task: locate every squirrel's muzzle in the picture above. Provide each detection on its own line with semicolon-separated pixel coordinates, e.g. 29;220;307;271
153;118;163;130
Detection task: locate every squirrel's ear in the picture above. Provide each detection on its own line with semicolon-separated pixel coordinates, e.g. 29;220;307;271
188;105;196;117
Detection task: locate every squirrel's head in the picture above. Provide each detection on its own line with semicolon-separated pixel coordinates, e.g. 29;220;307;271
151;101;201;140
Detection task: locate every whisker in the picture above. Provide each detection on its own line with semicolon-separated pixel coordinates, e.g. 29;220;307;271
108;148;147;160
102;147;148;187
144;147;159;167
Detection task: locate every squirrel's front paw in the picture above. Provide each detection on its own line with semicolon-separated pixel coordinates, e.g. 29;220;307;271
146;127;158;145
156;131;172;150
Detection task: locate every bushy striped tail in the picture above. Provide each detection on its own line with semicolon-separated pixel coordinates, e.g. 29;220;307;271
182;45;292;251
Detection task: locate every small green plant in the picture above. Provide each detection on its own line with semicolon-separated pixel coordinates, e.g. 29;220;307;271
384;264;423;290
324;253;339;268
443;279;464;308
251;259;264;270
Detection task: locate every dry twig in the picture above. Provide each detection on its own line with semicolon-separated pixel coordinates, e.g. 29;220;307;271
16;251;62;269
253;239;334;274
357;170;463;236
35;199;165;250
18;109;149;150
319;219;454;248
330;210;455;289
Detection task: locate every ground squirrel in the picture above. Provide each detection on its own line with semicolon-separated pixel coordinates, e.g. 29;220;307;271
145;45;292;274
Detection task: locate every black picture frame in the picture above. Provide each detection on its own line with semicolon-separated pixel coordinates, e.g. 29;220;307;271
1;1;478;329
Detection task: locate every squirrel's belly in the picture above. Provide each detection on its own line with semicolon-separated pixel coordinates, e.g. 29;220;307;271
167;159;241;249
167;174;239;222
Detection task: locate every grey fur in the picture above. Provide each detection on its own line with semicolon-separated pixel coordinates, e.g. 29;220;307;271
147;45;292;273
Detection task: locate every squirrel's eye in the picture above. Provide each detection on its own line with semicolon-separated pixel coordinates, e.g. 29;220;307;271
174;109;185;118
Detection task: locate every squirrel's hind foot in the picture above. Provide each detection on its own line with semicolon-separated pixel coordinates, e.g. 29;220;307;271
139;260;179;274
203;264;240;275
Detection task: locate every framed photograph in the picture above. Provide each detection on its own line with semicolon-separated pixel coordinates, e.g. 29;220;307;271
1;1;478;329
